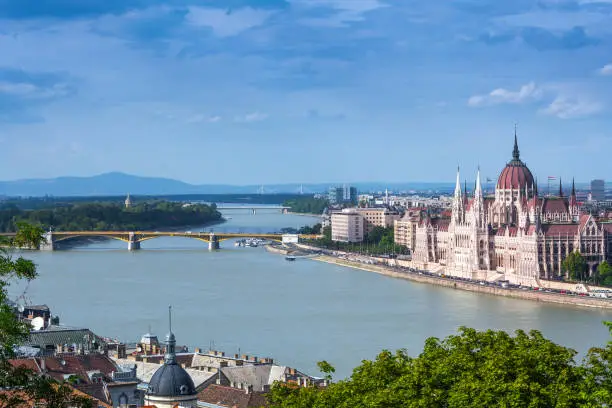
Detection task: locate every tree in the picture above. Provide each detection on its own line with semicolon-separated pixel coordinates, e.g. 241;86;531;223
581;321;612;406
267;327;593;408
597;261;612;286
316;361;335;382
562;251;587;281
0;223;92;408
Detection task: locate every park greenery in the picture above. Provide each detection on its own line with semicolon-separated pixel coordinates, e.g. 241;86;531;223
562;251;612;286
267;324;612;408
0;201;222;232
0;224;93;407
305;226;409;256
283;197;329;215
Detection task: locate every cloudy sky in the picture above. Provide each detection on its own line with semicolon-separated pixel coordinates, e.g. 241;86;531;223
1;0;611;184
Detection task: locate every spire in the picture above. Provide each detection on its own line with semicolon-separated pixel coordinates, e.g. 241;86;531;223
571;177;576;197
164;305;176;365
512;124;520;161
559;178;563;197
454;166;462;199
475;166;483;198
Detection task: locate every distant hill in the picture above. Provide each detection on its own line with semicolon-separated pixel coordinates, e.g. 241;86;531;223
0;172;458;197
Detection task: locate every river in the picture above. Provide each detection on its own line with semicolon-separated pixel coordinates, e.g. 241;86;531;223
8;207;612;379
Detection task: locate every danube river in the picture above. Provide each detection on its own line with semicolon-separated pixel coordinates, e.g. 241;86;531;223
9;208;612;378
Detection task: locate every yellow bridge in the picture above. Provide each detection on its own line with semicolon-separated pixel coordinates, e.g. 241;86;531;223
0;231;320;250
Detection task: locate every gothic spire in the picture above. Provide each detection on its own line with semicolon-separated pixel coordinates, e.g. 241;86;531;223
164;305;176;365
512;125;520;161
454;166;462;199
571;177;576;197
475;167;483;198
559;178;563;197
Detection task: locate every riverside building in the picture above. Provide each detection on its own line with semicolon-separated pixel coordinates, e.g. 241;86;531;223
413;134;612;286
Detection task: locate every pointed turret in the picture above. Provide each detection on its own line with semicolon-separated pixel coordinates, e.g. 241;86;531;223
454;166;462;199
473;167;485;228
571;178;576;197
165;305;176;365
569;177;578;219
559;178;563;197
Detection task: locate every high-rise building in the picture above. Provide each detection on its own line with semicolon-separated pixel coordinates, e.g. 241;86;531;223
591;179;605;201
328;185;358;205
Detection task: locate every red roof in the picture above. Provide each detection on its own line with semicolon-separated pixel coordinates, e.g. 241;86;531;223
541;198;569;214
10;355;118;384
542;224;579;236
197;384;268;408
497;163;534;190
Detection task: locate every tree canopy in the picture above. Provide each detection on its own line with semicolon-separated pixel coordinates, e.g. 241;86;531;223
268;325;612;408
0;201;222;232
0;223;93;407
562;251;587;281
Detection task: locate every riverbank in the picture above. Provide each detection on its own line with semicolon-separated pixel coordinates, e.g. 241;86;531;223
312;255;612;310
286;211;323;217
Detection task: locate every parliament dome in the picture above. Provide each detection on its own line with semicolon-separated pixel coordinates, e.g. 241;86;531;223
497;134;534;191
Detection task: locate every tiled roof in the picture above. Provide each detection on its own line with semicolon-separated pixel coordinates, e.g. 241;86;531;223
24;326;105;349
542;224;579;236
197;384;268;408
10;355;118;384
75;383;111;404
497;162;534;190
541;198;569;214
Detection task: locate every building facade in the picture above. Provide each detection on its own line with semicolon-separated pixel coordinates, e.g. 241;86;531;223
331;209;364;243
354;208;400;235
328;185;358;205
591;179;605;201
413;135;612;286
393;212;420;251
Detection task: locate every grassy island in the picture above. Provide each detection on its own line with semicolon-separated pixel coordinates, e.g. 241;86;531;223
0;201;222;232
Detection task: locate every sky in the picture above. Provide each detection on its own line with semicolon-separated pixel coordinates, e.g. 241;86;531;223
0;0;611;185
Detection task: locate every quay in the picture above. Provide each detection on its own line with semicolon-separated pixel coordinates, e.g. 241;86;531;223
312;254;612;310
0;231;319;251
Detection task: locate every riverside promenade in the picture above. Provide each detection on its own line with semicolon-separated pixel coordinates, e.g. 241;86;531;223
313;255;612;310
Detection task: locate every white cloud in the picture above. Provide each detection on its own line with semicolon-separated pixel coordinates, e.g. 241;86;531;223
185;114;222;123
468;82;542;107
600;64;612;76
186;7;274;37
207;115;221;123
540;96;602;119
0;81;71;100
290;0;388;27
234;112;268;122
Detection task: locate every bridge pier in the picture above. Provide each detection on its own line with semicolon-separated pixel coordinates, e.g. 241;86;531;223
128;232;141;251
40;232;55;251
208;233;220;250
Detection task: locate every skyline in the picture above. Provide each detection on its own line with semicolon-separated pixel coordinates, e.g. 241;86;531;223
1;0;611;184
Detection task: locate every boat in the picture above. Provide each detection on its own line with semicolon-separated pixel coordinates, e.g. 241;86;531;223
285;256;296;261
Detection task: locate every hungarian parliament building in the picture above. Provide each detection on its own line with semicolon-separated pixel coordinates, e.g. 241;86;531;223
412;136;612;286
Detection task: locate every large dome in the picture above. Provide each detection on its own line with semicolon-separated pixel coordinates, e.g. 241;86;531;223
497;134;534;190
147;362;196;397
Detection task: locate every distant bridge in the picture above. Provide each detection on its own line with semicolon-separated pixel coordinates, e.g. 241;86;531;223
0;231;319;251
213;205;291;214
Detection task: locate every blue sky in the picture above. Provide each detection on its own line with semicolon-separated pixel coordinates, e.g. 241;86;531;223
1;0;611;185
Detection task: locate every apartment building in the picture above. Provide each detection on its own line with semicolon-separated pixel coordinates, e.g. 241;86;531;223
331;209;364;242
393;213;419;251
354;208;401;235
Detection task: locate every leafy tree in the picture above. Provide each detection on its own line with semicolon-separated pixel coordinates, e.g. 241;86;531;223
562;251;587;281
581;321;612;406
0;223;92;408
597;261;612;286
283;198;329;215
316;361;335;382
268;327;593;408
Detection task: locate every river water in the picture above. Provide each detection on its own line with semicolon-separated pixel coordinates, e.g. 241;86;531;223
8;208;612;378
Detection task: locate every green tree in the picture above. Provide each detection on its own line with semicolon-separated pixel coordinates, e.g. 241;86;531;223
316;360;335;382
581;321;612;406
268;327;591;408
0;223;92;408
597;261;612;286
562;251;587;281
